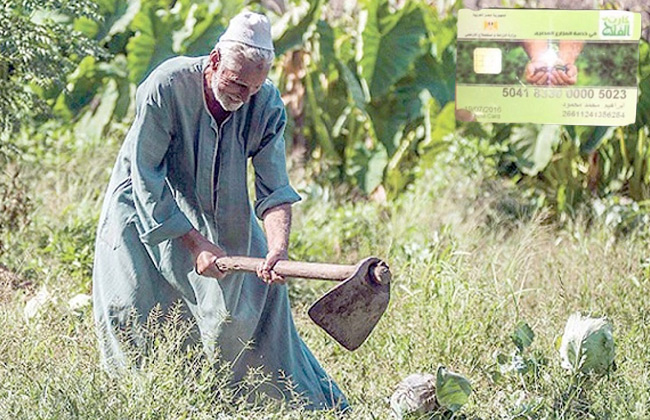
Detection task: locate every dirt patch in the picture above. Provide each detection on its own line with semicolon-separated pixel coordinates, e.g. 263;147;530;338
0;263;32;303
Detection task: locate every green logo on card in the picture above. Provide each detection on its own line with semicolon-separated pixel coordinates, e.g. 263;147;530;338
600;13;631;37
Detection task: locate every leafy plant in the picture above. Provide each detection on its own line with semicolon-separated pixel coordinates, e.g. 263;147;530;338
559;313;615;376
52;0;234;142
0;0;102;138
494;321;541;378
281;0;457;197
435;366;472;413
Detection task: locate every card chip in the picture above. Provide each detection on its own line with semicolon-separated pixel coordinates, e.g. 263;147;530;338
473;48;502;74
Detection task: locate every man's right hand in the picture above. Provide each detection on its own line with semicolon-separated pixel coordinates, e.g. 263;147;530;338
180;229;226;279
550;63;578;86
525;60;550;85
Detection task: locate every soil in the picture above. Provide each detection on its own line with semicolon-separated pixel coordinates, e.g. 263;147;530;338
0;263;32;303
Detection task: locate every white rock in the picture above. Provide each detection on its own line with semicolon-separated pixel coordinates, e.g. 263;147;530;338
390;373;437;419
24;287;52;320
68;293;92;311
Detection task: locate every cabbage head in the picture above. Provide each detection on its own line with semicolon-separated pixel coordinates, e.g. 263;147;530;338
559;312;615;375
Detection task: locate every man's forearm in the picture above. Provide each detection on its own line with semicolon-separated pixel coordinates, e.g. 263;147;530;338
262;203;292;255
179;228;226;278
522;40;548;60
558;41;584;65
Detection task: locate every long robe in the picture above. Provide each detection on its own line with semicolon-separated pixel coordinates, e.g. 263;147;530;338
92;56;348;410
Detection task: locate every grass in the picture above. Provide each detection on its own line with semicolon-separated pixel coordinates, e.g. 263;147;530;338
1;135;649;419
290;167;650;419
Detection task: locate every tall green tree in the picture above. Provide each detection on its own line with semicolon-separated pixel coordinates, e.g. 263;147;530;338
0;0;101;145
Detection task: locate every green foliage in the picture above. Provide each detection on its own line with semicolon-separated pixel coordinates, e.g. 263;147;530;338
637;41;650;128
596;127;650;200
0;0;102;137
511;321;535;352
274;0;323;56
492;123;650;218
2;127;650;418
54;0;230;140
559;313;616;376
509;125;562;176
126;0;175;84
285;0;457;197
39;212;98;283
73;0;138;45
0;300;314;419
0;189;100;289
435;366;472;413
592;196;650;238
50;0;137;136
358;0;428;99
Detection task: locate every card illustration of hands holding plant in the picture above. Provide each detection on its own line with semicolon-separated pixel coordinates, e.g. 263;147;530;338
455;9;641;125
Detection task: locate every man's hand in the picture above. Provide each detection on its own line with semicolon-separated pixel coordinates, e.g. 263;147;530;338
550;63;578;86
556;40;584;86
525;60;578;86
525;60;550;85
257;248;288;285
180;229;227;279
258;203;292;285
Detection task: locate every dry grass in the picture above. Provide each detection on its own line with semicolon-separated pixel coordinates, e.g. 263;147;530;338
1;140;649;418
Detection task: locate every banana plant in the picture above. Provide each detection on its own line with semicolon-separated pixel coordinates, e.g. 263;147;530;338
281;0;457;196
53;0;254;141
357;0;456;195
126;0;240;84
53;0;139;136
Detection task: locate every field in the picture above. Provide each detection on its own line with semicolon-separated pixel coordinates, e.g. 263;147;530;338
1;135;648;419
2;0;649;418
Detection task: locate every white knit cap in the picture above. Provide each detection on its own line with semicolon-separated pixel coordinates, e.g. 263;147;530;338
219;11;274;52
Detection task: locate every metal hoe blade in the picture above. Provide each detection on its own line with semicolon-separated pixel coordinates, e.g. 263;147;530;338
308;257;391;351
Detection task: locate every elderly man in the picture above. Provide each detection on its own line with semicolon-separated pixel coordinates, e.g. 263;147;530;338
92;10;348;411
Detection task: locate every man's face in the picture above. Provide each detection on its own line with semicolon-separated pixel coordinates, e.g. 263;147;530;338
211;57;269;111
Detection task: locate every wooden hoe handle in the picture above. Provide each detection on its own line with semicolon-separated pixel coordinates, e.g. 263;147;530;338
215;256;355;281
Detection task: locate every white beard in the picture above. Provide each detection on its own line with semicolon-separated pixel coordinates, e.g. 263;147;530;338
211;71;243;112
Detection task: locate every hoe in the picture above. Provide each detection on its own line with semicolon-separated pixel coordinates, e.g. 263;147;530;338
216;256;391;350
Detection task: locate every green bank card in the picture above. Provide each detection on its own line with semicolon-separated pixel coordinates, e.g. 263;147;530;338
455;9;641;125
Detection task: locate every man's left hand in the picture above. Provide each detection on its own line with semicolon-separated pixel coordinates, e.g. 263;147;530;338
550;63;578;86
257;248;288;284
